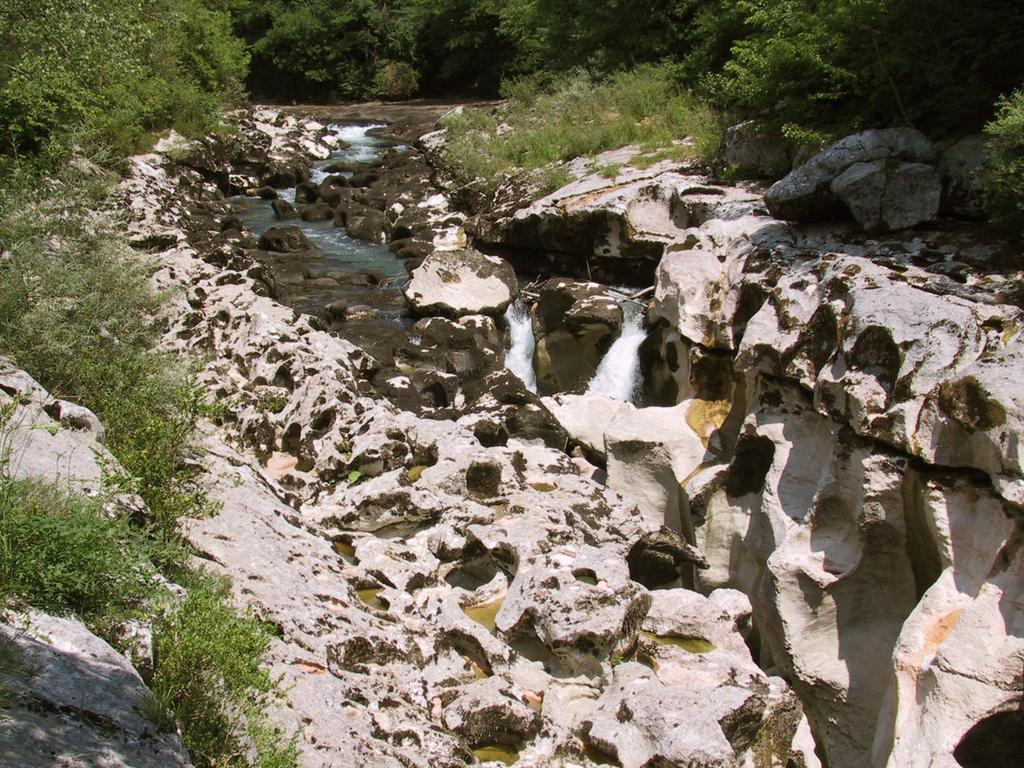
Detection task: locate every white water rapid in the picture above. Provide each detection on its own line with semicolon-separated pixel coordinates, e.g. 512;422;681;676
504;298;538;392
587;299;645;402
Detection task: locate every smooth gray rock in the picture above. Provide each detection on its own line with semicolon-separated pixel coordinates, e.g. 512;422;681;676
830;160;941;231
765;128;936;227
0;610;192;768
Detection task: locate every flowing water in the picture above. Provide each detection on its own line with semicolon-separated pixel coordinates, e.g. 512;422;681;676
503;298;538;392
586;298;646;402
230;124;410;323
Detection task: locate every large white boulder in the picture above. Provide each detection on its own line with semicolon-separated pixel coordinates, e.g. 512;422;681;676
0;610;192;768
404;248;517;317
765;128;940;230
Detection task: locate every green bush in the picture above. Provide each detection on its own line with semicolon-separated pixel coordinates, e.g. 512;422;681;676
0;477;159;627
709;0;1024;139
983;88;1024;227
440;64;723;197
0;169;205;554
0;0;248;166
375;61;420;100
150;581;298;768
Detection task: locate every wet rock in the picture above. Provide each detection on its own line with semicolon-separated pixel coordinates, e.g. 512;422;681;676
255;185;279;199
294;180;320;204
261;160;309;188
220;214;244;232
300;201;334;222
532;279;623;394
258;225;314;253
346;208;389;243
404;249;518;318
271;198;298;220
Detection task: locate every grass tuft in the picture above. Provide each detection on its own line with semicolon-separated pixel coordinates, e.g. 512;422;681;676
149;580;299;768
439;64;724;199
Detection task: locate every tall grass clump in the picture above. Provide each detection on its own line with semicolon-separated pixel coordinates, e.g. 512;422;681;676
148;581;299;768
439;64;723;196
0;169;205;555
0;477;160;629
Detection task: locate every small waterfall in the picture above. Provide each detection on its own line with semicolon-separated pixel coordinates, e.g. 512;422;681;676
504;298;537;392
587;299;645;402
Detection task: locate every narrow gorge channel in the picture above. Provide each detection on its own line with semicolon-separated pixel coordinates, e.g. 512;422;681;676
5;103;1020;768
180;107;1024;768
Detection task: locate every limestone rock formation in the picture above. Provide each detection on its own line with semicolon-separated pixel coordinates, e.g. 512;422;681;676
106;108;816;768
509;146;1022;768
0;610;193;768
765;128;940;230
99;105;1024;768
404;249;518;317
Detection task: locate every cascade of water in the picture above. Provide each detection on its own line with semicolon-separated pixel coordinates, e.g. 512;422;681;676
586;299;645;402
503;298;538;392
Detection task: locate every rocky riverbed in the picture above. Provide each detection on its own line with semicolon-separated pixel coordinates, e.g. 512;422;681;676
4;103;1021;768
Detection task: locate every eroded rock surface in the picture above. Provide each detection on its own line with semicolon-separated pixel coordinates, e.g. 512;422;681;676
482;131;1023;768
107;107;1024;768
112;107;811;768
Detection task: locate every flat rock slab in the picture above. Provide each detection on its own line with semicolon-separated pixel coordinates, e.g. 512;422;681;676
404;249;517;317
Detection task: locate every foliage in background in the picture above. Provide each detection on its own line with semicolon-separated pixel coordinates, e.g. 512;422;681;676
235;0;387;101
0;0;248;168
0;169;206;560
375;61;420;100
440;65;723;196
983;88;1024;228
710;0;1024;138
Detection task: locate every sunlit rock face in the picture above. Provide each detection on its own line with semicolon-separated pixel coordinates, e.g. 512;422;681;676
521;137;1023;768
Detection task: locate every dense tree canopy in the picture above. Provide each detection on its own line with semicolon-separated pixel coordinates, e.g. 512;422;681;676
1;0;1021;165
232;0;1023;139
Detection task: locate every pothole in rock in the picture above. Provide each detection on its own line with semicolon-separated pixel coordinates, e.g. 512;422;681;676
573;568;599;585
445;557;501;590
462;596;506;631
639;631;715;654
472;743;520;765
333;538;358;564
356;586;388;611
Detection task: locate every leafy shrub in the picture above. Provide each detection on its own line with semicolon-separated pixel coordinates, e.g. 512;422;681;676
440;64;723;197
0;477;159;626
983;88;1024;227
709;0;1024;138
375;61;420;100
149;580;298;768
0;168;205;553
0;0;247;166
